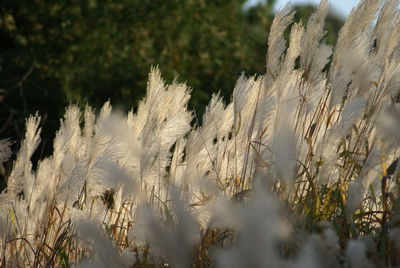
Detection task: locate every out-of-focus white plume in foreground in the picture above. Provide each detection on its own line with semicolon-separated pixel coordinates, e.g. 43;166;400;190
2;0;400;266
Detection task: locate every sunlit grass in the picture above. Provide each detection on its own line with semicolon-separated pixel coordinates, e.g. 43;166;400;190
1;0;400;267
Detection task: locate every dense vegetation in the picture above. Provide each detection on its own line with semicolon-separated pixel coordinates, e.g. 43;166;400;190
5;0;400;267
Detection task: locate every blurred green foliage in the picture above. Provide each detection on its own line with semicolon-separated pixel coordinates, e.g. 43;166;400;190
0;0;343;162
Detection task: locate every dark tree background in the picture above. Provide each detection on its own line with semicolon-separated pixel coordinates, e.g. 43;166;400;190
0;0;343;179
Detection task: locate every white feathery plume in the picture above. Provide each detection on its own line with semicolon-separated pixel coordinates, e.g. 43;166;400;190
283;23;304;74
288;241;319;268
346;239;374;268
372;0;399;63
381;9;400;63
61;104;82;157
333;0;380;57
300;0;331;86
163;80;192;118
186;95;223;177
337;96;367;134
99;101;112;121
266;4;295;81
382;60;400;98
328;64;352;110
129;189;199;268
215;183;290;268
346;179;364;217
271;122;297;184
74;217;129;267
375;102;400;145
169;137;187;186
8;114;41;195
328;0;380;109
233;74;256;128
317;96;366;184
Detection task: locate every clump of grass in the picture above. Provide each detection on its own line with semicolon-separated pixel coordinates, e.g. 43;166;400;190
2;0;400;267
